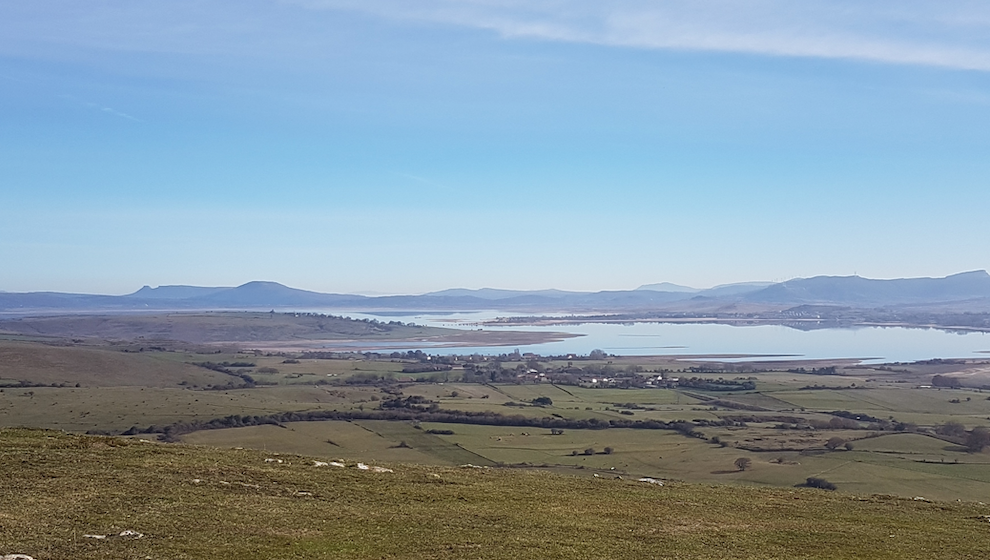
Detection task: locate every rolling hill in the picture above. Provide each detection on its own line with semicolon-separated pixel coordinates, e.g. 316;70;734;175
2;271;990;314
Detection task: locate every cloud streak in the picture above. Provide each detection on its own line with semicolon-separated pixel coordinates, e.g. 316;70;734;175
289;0;990;71
4;1;989;71
59;94;143;122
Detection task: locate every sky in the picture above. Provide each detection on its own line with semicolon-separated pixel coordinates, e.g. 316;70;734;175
2;0;990;295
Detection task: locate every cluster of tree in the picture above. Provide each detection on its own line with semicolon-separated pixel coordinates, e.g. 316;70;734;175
123;407;727;442
936;422;990;452
803;477;837;491
721;414;802;424
829;410;882;423
932;375;963;388
720;411;934;434
192;361;257;389
808;417;861;430
825;437;853;450
401;364;453;373
967;427;990;452
5;381;80;388
425;429;454;435
798;384;860;391
570;447;613;456
193;361;251;373
380;395;439;411
936;421;967;439
677;377;757;391
787;366;838;375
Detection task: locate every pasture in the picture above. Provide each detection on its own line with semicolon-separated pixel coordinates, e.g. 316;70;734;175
4;428;990;559
3;338;990;501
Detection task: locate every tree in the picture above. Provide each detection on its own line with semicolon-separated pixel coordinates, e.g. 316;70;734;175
844;442;854;451
932;375;962;388
825;437;846;450
583;448;595;456
937;421;967;438
533;397;553;406
966;426;990;453
603;447;614;455
734;457;752;471
589;349;607;360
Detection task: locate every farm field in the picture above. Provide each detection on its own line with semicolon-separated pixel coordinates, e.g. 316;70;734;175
3;335;990;502
182;422;990;503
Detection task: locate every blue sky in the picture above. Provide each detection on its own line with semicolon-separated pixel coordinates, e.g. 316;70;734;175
2;1;989;295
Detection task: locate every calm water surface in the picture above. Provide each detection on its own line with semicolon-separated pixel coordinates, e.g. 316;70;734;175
314;310;990;363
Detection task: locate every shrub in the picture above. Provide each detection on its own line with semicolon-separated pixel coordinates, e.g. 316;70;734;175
805;477;837;491
734;457;752;471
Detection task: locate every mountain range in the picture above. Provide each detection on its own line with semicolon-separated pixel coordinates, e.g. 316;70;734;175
2;271;989;315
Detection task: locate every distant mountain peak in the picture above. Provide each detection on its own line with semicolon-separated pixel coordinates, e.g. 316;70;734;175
746;270;990;305
636;282;698;293
127;285;231;300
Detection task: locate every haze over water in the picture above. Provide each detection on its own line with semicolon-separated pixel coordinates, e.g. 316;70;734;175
323;311;990;363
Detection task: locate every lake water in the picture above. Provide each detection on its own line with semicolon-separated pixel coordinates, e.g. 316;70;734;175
313;310;990;364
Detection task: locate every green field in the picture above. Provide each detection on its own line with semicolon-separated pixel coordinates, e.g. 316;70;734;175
4;428;990;559
181;422;990;502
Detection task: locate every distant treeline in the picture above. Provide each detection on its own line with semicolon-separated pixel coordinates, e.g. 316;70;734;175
112;407;724;442
192;361;257;389
667;377;756;391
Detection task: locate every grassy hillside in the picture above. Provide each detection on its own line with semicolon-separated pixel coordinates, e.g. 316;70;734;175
0;312;446;344
3;428;990;560
0;341;231;387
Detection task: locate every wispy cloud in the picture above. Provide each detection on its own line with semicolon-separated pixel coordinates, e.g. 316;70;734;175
59;94;143;122
288;0;990;71
5;1;989;71
99;106;142;122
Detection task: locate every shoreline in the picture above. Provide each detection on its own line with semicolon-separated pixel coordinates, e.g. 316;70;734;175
481;316;990;334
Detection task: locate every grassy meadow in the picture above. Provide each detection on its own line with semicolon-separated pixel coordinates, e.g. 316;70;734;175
4;428;990;560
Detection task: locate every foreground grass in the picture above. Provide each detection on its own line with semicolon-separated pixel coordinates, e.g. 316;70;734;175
2;429;990;559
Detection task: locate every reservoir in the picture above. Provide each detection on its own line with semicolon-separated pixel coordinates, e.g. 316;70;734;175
321;310;990;363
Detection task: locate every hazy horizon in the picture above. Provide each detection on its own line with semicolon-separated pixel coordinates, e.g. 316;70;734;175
3;1;989;294
2;269;988;298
